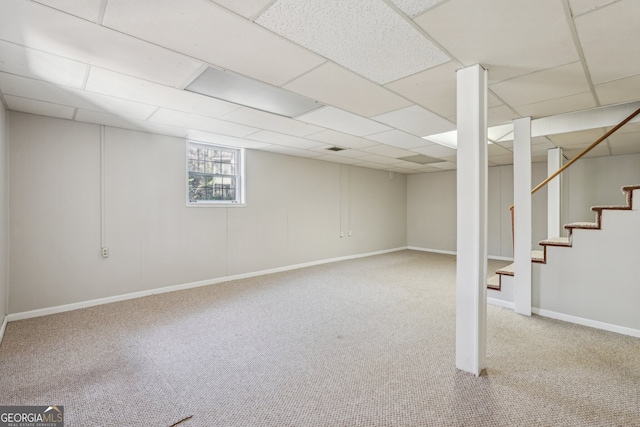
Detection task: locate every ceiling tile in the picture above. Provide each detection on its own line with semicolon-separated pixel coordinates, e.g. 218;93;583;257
574;0;640;84
416;0;578;83
75;109;191;137
4;95;75;119
220;107;324;137
211;0;274;19
490;62;590;107
33;0;106;23
246;130;325;150
296;107;391;137
306;130;378;149
595;74;640;106
360;145;416;158
384;61;460;118
187;131;271;149
366;130;431;149
256;0;450;84
372;105;455;137
313;154;365;165
606;121;640;135
488;105;521;127
410;144;456;158
85;67;241;118
514;92;597;119
389;0;445;18
260;145;323;158
488;144;511;156
547;128;607;147
430;161;457;170
609;132;640;156
563;145;610;159
531;140;557;156
0;0;203;87
102;0;324;87
0;40;87;88
352;161;389;170
283;62;411;118
489;154;514;165
0;72;156;119
308;146;370;158
149;109;258;137
568;0;618;17
357;154;405;165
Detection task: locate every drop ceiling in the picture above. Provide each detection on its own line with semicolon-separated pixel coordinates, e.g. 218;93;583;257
1;0;639;174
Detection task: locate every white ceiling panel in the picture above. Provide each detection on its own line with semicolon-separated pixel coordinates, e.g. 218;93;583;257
149;109;259;137
85;67;241;118
489;154;514;165
0;40;88;88
307;146;370;157
430;161;457;170
256;0;450;84
574;0;640;84
595;74;640;106
357;154;403;165
4;95;75;119
0;0;203;87
384;61;460;118
313;155;365;165
187;131;271;149
211;0;274;19
373;105;455;137
416;0;578;84
296;107;391;137
488;105;521;127
366;130;431;149
568;0;618;17
284;62;412;118
33;0;106;23
352;161;392;170
306;130;378;150
490;62;590;107
220;107;324;137
246;130;325;150
75;109;191;137
389;0;445;18
609;132;640;156
261;145;324;158
102;0;324;87
514;92;596;119
487;144;512;156
0;72;156;119
411;144;457;158
547;128;606;147
563;145;610;159
360;145;416;159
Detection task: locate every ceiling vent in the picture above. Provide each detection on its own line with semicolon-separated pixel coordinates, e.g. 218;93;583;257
398;154;441;164
326;146;346;152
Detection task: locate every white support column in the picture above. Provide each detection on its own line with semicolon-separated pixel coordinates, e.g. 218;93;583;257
456;64;488;376
513;117;532;316
547;148;563;238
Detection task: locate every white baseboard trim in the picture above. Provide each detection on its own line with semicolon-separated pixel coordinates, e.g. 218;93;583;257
407;246;513;262
532;307;640;338
0;315;7;345
487;297;514;309
6;246;408;323
407;246;456;256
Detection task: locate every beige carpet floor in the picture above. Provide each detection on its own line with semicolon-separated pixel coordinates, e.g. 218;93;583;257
1;250;639;426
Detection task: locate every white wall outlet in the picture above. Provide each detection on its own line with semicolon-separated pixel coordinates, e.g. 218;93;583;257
340;231;344;238
101;247;109;258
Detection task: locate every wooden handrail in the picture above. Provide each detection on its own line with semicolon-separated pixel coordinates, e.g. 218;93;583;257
510;106;640;244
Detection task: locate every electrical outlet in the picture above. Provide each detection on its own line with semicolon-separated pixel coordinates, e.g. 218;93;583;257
101;247;109;258
340;231;344;238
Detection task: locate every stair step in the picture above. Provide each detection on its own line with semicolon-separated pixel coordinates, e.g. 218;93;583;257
591;205;629;212
487;274;500;290
539;236;571;247
532;250;545;263
564;222;599;230
496;263;514;276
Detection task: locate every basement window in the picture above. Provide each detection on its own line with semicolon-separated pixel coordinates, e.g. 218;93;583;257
186;141;245;206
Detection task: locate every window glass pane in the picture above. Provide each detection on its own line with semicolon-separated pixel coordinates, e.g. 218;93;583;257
187;142;242;204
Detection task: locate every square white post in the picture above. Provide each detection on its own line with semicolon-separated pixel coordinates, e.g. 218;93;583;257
547;148;563;238
513;117;532;316
456;64;488;376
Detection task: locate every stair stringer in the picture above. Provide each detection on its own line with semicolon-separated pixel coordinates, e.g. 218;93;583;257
532;188;640;333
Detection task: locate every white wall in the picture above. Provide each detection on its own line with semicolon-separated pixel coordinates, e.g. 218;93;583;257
0;101;7;323
408;163;548;258
8;113;407;314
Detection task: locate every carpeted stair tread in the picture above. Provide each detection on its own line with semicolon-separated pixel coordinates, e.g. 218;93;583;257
564;222;599;230
532;250;545;263
496;263;514;276
591;205;629;211
539;236;571;246
487;274;500;290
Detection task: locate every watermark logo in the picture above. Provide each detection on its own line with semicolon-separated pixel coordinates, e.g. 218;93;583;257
0;406;64;427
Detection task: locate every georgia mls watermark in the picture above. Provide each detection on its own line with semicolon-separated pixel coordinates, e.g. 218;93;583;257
0;406;64;427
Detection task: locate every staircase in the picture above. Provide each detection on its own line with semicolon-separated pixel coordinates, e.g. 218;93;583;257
489;185;640;334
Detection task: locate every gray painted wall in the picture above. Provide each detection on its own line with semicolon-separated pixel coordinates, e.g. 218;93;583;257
8;112;407;314
0;102;6;320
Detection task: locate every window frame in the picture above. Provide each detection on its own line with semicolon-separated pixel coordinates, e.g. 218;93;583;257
186;140;246;207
